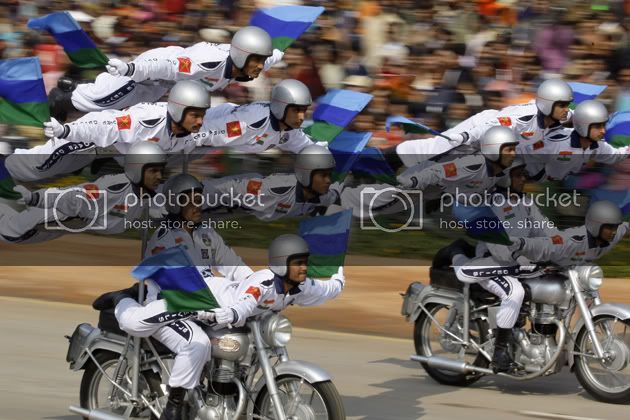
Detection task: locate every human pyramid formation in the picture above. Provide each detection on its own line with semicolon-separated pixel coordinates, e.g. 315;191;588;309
1;7;630;417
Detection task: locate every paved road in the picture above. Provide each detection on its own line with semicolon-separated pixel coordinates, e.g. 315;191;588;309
0;296;627;420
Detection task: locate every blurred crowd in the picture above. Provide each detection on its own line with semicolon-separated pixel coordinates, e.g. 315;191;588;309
1;0;630;149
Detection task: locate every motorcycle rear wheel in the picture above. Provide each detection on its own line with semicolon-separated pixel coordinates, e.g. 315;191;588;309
414;302;490;386
80;350;163;419
574;315;630;404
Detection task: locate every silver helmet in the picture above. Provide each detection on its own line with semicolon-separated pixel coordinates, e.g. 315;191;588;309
295;145;336;187
496;157;526;189
585;200;622;238
271;79;312;120
268;234;310;277
167;80;211;123
535;79;573;116
573;100;608;138
229;26;273;69
480;126;518;162
163;173;204;215
124;142;167;185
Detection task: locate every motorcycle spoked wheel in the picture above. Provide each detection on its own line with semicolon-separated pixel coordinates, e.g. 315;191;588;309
414;302;490;386
80;350;164;419
574;315;630;404
253;375;345;420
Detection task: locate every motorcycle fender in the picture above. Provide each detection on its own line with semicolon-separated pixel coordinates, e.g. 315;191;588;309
408;286;463;322
568;303;630;370
71;337;127;371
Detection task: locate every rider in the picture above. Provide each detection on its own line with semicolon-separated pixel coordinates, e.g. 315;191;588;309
397;125;518;199
5;80;210;182
49;26;282;120
520;100;629;181
193;79;323;153
197;234;345;328
1;142;166;243
102;173;253;420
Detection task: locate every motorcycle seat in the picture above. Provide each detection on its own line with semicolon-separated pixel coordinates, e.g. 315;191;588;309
429;266;499;303
98;309;173;355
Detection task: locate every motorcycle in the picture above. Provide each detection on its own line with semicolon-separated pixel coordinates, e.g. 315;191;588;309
401;240;630;403
65;285;345;420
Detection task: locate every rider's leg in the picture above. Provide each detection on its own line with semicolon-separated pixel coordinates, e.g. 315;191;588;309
152;320;211;420
479;275;524;372
114;298;194;337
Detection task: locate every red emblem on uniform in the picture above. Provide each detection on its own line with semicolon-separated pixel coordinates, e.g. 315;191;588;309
443;162;457;177
263;299;275;304
503;206;512;213
175;237;184;244
147;137;160;143
552;235;563;245
520;131;534;138
246;286;261;300
247;180;262;195
83;184;100;200
151;246;165;255
226;121;242;138
177;57;192;73
533;140;544;150
497;117;512;126
559;151;573;156
116;115;131;130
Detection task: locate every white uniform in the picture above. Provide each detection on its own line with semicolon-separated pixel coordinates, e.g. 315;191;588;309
203;173;403;221
398;154;507;198
396;102;570;167
193;102;323;154
456;191;559;328
6;103;195;181
0;174;146;243
519;129;629;181
219;268;344;327
71;43;284;112
115;224;252;389
512;223;629;266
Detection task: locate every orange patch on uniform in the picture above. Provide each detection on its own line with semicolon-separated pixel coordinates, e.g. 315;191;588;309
246;286;261;300
84;184;100;200
533;140;544;150
151;246;165;255
503;206;513;212
147;137;160;142
559;151;573;156
277;202;291;209
263;299;275;305
226;121;242;138
443;162;457;177
247;180;262;195
177;57;192;73
175;237;184;244
116;115;131;130
497;117;512;126
520;131;534;138
551;235;563;245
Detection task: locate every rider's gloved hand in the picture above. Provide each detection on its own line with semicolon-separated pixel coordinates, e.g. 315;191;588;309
196;310;216;322
13;185;36;206
213;307;237;326
43;117;67;139
106;58;131;77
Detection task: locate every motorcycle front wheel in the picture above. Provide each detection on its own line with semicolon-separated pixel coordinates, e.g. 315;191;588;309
574;315;630;404
414;302;490;386
254;375;345;420
80;350;164;418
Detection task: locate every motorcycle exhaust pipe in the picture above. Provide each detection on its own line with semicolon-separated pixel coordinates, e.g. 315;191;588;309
69;405;126;420
411;355;494;375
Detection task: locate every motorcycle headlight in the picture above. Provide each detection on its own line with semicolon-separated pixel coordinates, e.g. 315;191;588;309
260;313;293;348
576;265;604;291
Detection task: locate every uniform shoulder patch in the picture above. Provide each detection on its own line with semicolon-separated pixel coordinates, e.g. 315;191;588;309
497;116;512;126
551;235;563;245
106;182;130;193
249;117;268;129
198;61;222;70
139;117;165;128
247;180;262;195
177;57;192;73
443;162;457;177
533;140;545;150
270;185;294;195
517;114;535;122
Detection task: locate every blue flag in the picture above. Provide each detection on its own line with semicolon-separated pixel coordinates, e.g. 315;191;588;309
299;210;352;278
328;131;372;178
568;82;607;105
250;5;324;51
